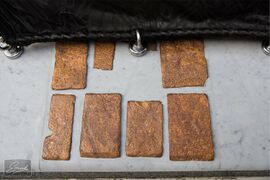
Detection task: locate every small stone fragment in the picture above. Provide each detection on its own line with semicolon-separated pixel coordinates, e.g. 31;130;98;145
168;93;214;161
80;93;121;158
93;42;115;70
126;101;163;157
160;40;208;88
42;94;75;160
52;42;88;90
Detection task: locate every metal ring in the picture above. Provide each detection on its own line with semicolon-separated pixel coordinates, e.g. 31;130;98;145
4;46;24;59
262;40;270;56
129;30;147;57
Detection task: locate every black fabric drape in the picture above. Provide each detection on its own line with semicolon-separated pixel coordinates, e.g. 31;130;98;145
0;0;269;46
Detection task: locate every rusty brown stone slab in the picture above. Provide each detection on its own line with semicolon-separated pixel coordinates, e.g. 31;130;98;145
51;42;88;90
126;101;163;157
160;40;208;88
93;42;115;70
168;93;214;161
80;93;121;158
42;94;75;160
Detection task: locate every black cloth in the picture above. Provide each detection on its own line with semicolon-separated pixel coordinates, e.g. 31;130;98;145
0;0;269;46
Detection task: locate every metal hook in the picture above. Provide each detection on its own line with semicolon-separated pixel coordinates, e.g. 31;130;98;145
129;30;147;57
262;40;270;56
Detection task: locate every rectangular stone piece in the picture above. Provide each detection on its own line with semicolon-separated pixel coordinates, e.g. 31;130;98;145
126;101;163;157
93;42;115;70
160;40;208;88
42;94;75;160
52;42;88;90
168;93;214;161
80;93;121;158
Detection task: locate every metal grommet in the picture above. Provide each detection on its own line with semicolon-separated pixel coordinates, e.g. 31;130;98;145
262;40;270;56
0;36;9;50
129;30;147;57
4;46;24;59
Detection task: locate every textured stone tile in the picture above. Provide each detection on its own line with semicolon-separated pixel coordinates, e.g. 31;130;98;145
52;42;88;90
168;93;214;161
42;94;75;160
93;42;115;70
80;93;121;158
126;101;163;157
160;40;208;88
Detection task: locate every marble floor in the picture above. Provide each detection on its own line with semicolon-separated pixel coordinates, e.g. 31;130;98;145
0;40;269;173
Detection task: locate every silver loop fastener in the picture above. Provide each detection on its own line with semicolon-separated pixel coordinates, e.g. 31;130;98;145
262;40;270;56
129;30;147;57
0;36;24;59
4;46;24;59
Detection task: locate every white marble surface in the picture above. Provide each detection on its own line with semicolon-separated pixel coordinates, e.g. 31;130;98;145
0;40;269;172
